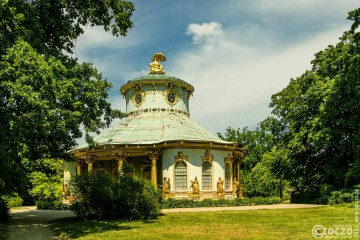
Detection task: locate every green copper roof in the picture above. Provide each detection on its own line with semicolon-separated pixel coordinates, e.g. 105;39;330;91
75;112;232;150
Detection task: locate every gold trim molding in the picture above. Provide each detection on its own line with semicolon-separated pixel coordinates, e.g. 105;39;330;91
174;151;189;163
113;149;128;161
224;153;234;164
131;86;146;107
163;83;179;107
201;149;214;163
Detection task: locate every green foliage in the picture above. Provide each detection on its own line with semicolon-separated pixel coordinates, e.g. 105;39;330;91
70;169;161;220
219;123;289;199
161;197;282;209
243;163;281;198
319;184;334;204
36;200;63;210
3;193;23;208
70;173;115;219
0;0;133;213
328;191;354;205
265;8;360;200
0;0;134;56
28;159;63;209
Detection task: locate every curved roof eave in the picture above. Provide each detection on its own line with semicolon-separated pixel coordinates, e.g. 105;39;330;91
70;112;237;152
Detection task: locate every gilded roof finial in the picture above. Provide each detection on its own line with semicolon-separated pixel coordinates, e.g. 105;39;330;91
149;53;166;75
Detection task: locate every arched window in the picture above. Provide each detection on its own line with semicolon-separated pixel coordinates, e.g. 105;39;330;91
202;162;212;190
225;163;231;190
175;161;187;191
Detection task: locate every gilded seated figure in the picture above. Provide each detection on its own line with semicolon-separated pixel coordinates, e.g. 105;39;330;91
149;53;166;75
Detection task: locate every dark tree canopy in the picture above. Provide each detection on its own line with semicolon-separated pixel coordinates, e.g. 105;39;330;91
269;8;360;198
220;8;360;203
0;0;134;56
0;0;134;208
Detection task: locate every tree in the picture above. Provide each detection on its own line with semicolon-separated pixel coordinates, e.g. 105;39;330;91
29;159;63;209
269;8;360;201
219;121;288;198
0;0;134;216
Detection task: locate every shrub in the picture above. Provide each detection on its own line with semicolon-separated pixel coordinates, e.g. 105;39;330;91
70;171;160;220
112;174;160;220
36;200;63;210
319;184;333;204
70;173;115;219
5;193;24;208
161;196;282;209
29;159;63;210
328;191;354;205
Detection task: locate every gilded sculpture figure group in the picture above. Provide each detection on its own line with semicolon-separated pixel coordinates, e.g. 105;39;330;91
162;176;243;197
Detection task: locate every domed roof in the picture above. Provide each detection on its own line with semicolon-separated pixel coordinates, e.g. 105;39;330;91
72;53;238;152
75;111;233;150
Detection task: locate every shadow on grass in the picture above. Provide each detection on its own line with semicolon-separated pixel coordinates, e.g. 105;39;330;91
50;217;142;239
0;222;9;240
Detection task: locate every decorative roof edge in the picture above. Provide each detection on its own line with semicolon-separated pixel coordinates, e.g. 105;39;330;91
120;75;194;95
70;140;246;160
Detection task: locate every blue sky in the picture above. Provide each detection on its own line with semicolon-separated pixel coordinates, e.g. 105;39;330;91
73;0;359;138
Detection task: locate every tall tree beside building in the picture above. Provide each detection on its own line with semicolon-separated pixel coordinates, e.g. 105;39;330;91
269;8;360;200
0;0;134;218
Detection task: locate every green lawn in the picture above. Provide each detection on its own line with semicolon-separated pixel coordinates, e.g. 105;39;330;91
51;205;357;240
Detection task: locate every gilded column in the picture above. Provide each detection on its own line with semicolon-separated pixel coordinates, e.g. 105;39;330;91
147;150;161;189
83;154;98;173
236;161;240;181
113;150;128;175
76;163;82;176
224;153;234;190
233;152;242;182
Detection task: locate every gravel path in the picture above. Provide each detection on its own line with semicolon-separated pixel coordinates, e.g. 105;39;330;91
9;206;75;240
7;204;325;239
161;203;325;213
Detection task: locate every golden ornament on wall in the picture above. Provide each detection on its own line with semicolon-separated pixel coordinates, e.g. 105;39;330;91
174;151;189;162
131;89;145;107
201;149;214;163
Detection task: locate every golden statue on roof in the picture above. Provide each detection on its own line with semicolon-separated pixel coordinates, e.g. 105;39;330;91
149;53;166;75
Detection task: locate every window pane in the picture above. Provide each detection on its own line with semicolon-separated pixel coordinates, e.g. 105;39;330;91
202;162;212;190
202;175;211;190
175;162;187;190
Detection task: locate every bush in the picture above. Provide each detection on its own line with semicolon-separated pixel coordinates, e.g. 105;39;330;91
319;184;333;204
5;193;24;208
70;171;160;220
161;196;282;209
29;159;63;210
328;191;354;205
36;200;63;210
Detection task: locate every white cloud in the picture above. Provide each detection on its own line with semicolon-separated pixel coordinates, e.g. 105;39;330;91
186;22;223;45
168;24;347;134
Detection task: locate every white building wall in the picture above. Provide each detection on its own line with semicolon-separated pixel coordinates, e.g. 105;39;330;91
162;148;232;192
126;85;190;114
63;161;76;184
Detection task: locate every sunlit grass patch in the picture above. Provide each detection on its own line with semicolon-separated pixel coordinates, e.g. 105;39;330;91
51;205;356;240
